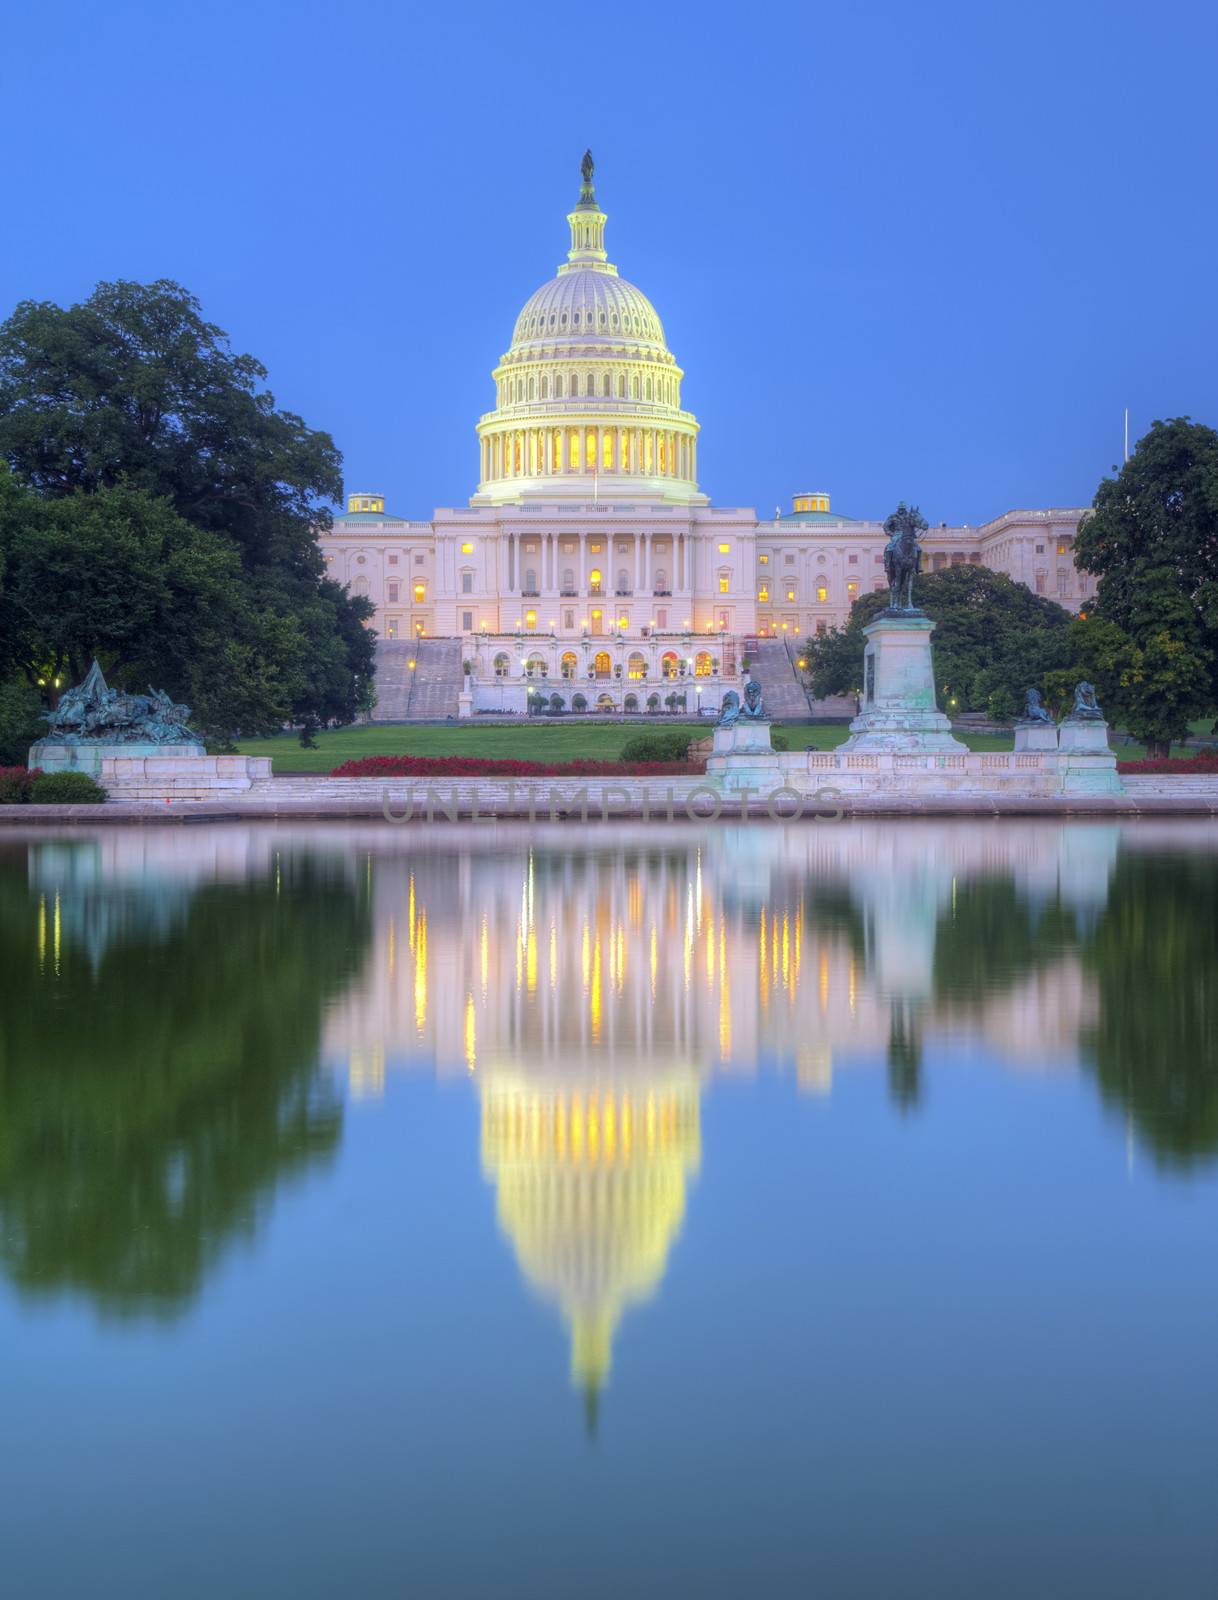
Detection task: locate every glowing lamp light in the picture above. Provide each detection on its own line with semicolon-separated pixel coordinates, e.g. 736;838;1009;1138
408;659;417;670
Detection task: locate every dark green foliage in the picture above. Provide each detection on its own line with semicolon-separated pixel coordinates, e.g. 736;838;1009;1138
0;677;44;766
28;770;106;803
1073;419;1218;754
805;565;1078;710
0;281;375;740
771;731;790;750
619;731;693;763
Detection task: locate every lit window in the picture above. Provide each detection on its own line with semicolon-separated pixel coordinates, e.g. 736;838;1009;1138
787;588;796;602
847;581;858;595
413;583;426;602
758;585;769;603
759;554;769;565
817;584;828;602
525;610;536;629
461;542;474;554
719;576;730;593
718;543;730;554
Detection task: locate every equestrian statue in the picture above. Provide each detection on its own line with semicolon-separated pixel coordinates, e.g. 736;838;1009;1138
882;502;927;612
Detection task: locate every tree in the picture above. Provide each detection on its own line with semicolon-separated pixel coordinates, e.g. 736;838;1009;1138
805;564;1079;709
0;281;374;736
1074;417;1218;755
0;472;313;741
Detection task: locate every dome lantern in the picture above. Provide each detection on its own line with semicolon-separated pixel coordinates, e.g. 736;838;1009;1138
562;149;609;271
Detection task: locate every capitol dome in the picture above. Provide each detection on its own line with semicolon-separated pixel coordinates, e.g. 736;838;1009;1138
473;154;704;506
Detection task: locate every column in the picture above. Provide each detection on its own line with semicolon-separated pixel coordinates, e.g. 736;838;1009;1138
579;532;587;595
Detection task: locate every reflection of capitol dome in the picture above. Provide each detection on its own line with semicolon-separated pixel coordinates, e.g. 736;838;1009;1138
474;153;704;506
480;1069;700;1422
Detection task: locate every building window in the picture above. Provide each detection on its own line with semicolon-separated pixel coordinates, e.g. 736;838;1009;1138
415;553;424;565
564;610;574;629
1035;572;1047;594
816;584;827;602
718;543;730;554
389;554;399;566
462;611;473;631
1035;543;1045;554
589;569;602;594
387;582;400;602
759;553;769;565
848;554;858;565
461;542;474;554
719;575;730;593
414;583;426;602
758;585;769;603
787;588;797;602
847;581;858;597
525;609;537;629
461;572;472;593
494;653;509;677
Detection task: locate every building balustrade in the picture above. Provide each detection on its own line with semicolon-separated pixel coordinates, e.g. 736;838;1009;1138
653;587;672;596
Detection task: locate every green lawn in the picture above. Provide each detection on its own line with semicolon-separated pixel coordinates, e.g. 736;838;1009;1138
232;720;1023;773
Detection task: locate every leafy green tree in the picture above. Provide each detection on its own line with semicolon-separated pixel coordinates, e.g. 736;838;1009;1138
806;564;1079;709
0;473;309;740
1074;417;1218;755
0;281;374;735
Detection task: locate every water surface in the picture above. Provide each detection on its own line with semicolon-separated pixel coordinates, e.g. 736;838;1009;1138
1;820;1215;1599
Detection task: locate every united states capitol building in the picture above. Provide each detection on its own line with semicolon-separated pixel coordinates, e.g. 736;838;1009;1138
320;156;1094;717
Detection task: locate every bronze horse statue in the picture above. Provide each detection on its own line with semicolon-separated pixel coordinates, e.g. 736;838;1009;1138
882;503;928;612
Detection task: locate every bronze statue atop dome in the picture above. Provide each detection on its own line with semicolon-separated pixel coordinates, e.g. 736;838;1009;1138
579;149;596;205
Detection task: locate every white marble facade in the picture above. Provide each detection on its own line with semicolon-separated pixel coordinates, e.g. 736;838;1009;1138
319;160;1095;694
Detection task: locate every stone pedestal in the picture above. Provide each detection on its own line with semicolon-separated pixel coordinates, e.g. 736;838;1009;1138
705;719;786;792
1013;722;1058;753
1057;717;1122;794
458;690;473;720
837;614;967;756
30;740;206;777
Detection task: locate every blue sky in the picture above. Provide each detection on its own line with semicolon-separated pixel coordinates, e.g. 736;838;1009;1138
3;0;1215;525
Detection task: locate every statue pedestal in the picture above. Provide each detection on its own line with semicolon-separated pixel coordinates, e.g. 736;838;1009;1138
1057;717;1122;794
706;720;785;792
458;690;473;720
1014;722;1058;753
29;740;206;777
837;614;967;756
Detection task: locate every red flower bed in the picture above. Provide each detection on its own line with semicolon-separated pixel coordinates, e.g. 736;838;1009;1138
1117;751;1218;774
0;766;42;804
330;754;702;779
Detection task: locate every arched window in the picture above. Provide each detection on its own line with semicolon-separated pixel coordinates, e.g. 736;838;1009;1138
601;373;610;396
541;376;549;399
618;375;626;398
627;652;646;679
695;652;712;677
560;652;578;679
548;692;564;714
624;693;639;713
570;372;578;395
523;567;537;593
493;653;509;677
555;374;563;398
589;569;602;594
646;377;653;400
617;568;630;593
525;653;546;677
597;693;615;715
528;376;535;400
351;575;370;597
572;693;587;712
561;568;575;594
654;567;668;592
593;651;611;677
661;652;679;679
647;693;661;713
631;375;640;399
585;373;596;397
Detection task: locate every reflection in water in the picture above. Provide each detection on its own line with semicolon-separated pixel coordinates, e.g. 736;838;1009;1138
0;834;370;1316
1;821;1215;1401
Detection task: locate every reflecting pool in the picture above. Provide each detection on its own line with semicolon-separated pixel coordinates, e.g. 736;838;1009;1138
1;821;1216;1599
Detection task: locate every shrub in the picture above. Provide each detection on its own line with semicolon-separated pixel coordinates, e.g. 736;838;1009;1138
28;770;108;804
1117;751;1218;774
0;765;41;804
329;755;700;779
0;678;46;766
771;732;790;751
619;731;692;764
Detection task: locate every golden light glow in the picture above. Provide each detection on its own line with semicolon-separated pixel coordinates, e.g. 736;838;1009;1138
461;542;474;554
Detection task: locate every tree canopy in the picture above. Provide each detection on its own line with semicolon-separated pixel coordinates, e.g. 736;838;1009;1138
1072;417;1218;753
805;563;1079;714
0;280;374;740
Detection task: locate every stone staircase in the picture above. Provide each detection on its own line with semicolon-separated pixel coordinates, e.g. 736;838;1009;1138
748;637;816;719
370;637;463;720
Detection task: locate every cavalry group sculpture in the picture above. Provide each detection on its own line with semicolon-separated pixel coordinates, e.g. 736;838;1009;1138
42;660;199;745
